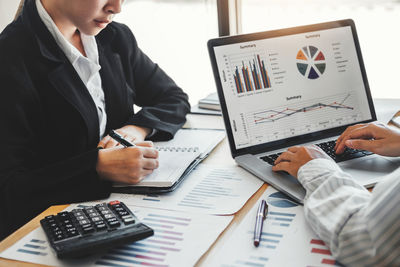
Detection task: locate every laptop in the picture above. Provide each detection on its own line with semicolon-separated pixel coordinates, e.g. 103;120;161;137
208;19;400;203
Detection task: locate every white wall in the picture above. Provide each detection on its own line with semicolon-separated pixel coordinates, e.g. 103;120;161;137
0;0;20;32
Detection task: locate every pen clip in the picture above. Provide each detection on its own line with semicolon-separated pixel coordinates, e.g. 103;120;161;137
262;200;268;219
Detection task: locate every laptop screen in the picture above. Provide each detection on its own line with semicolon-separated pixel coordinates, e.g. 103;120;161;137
212;23;374;151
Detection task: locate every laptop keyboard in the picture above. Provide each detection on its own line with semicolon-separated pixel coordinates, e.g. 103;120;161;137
261;140;374;166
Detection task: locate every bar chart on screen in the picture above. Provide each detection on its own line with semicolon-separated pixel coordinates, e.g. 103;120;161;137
219;49;286;98
230;52;272;94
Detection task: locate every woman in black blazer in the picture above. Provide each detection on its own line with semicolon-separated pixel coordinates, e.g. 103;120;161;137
0;0;190;239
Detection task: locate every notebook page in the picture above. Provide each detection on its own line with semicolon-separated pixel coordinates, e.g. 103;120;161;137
114;146;200;187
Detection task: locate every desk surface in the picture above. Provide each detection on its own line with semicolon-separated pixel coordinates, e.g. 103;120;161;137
0;99;399;267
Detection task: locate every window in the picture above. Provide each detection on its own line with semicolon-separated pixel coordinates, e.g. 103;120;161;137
238;0;400;98
116;0;219;105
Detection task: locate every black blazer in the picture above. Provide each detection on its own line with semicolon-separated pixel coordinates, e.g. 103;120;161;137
0;0;190;239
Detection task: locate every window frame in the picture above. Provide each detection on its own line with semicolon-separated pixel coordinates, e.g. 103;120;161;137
217;0;242;36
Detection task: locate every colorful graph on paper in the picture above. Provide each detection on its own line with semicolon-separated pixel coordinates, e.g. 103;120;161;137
309;239;341;266
0;206;232;267
212;186;343;267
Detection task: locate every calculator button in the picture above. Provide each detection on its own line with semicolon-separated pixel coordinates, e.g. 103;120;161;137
82;226;95;234
53;230;63;236
58;212;70;218
85;208;96;213
95;223;107;231
73;211;85;217
67;230;79;237
108;220;120;228
118;211;129;217
52;226;61;232
81;223;92;229
123;216;135;225
76;216;86;220
96;206;107;212
66;227;77;233
79;219;90;225
91;216;102;222
104;214;115;219
109;200;120;206
114;207;124;212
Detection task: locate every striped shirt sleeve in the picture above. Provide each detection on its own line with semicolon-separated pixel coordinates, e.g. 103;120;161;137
298;158;400;266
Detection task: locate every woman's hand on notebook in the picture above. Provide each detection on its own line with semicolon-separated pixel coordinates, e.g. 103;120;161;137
335;122;400;157
272;146;332;178
98;125;151;149
96;142;159;184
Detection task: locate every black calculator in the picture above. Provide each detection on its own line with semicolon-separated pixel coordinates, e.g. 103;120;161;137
40;201;153;259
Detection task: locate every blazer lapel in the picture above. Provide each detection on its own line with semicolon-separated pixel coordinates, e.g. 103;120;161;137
48;63;100;145
98;43;128;133
22;0;100;146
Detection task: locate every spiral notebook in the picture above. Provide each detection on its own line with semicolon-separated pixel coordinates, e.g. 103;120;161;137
112;128;225;192
131;146;200;187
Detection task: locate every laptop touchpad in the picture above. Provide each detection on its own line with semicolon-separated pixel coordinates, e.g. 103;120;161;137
340;156;400;185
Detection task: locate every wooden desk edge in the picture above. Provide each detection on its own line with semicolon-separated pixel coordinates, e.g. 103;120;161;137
0;184;270;267
196;184;269;266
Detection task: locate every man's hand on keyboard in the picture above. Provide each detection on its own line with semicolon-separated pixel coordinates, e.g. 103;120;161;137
334;122;400;157
272;146;332;178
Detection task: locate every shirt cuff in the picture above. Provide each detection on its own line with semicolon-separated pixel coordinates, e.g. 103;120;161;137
297;158;342;193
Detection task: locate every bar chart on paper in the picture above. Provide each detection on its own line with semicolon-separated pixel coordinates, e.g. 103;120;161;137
0;206;232;267
210;186;341;267
309;239;340;266
111;164;263;215
95;211;193;267
94;207;231;267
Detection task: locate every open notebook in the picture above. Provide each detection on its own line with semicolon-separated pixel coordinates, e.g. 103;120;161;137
112;128;225;192
121;146;200;187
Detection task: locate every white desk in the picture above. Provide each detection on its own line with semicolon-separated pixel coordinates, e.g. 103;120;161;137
0;98;398;267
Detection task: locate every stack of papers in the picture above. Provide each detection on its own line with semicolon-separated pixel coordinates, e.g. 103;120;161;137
198;92;220;111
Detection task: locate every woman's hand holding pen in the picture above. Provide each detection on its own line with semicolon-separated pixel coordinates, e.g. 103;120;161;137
98;125;151;149
96;125;157;184
96;142;159;184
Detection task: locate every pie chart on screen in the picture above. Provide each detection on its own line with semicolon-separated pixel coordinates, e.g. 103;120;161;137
267;191;299;208
296;45;326;80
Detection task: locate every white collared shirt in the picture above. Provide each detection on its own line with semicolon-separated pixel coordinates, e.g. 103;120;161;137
36;0;107;139
298;158;400;266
